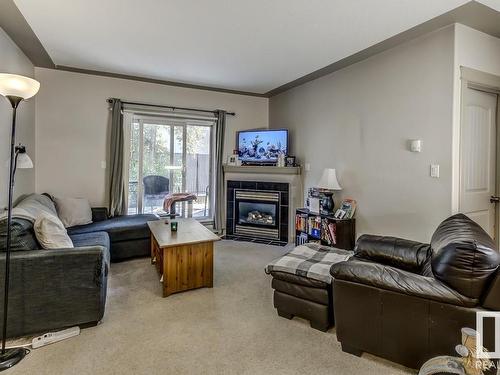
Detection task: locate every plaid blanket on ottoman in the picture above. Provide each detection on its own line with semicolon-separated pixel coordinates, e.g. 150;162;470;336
265;243;353;284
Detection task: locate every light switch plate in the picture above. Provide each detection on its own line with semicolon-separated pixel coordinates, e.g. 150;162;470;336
305;163;311;171
430;164;439;178
101;161;107;169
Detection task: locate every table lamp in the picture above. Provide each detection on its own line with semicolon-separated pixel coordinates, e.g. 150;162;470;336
0;73;39;371
317;168;342;213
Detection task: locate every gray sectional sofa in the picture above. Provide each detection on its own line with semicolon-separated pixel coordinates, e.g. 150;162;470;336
0;193;158;338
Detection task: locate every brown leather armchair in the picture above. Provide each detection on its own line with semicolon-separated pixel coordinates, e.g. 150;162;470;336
330;214;500;369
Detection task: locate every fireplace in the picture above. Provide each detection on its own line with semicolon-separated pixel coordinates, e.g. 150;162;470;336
234;190;280;239
226;181;289;245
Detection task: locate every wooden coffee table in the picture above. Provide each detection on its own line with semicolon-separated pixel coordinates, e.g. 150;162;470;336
148;219;220;297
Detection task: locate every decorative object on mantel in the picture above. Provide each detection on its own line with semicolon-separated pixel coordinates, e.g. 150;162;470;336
317;168;342;214
418;327;495;375
277;151;286;167
227;155;237;166
227;150;242;166
0;73;40;371
285;156;296;167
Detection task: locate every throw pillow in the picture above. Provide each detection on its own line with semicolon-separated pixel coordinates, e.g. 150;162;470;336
34;214;74;249
54;197;93;228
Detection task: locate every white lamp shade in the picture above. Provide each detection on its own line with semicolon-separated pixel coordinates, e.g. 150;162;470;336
17;152;33;169
317;168;342;190
0;73;40;100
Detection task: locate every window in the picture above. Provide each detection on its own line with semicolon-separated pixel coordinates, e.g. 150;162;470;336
126;113;214;219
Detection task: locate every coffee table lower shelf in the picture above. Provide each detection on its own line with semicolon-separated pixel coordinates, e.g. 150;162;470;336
151;234;214;297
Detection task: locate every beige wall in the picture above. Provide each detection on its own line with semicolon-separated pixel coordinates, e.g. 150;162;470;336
34;68;268;206
269;26;455;242
0;27;36;209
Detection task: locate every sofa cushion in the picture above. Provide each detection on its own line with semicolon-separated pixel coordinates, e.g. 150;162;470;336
0;218;40;251
70;231;110;266
331;258;479;307
54;197;92;228
354;234;431;274
430;214;500;300
67;214;157;243
10;193;58;221
34;214;74;249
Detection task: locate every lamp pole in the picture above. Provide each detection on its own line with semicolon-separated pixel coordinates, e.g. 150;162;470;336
0;96;29;371
0;73;40;371
2;96;21;354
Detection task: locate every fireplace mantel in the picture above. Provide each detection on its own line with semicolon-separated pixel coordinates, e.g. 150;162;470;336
223;165;301;175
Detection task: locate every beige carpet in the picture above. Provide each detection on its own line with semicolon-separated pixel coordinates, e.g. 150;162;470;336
10;240;413;375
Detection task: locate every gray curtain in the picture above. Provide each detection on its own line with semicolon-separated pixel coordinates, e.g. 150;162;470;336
213;110;226;232
108;99;127;217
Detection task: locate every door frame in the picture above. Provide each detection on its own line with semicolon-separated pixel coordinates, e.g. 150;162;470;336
457;67;500;245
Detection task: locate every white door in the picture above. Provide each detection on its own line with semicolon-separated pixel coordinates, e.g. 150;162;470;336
459;87;498;237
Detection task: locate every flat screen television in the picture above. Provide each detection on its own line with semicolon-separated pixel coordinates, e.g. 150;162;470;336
237;129;288;164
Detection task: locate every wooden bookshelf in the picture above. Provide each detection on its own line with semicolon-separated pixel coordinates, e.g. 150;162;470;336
295;208;355;250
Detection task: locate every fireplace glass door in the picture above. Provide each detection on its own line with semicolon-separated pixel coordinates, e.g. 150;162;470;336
237;201;278;228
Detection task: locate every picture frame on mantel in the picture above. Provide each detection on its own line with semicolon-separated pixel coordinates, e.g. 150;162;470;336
227;155;237;166
285;156;296;167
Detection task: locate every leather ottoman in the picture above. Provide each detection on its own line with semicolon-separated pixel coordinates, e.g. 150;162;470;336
270;271;333;331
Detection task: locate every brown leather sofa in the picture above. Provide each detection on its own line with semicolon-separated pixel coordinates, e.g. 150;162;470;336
331;214;500;369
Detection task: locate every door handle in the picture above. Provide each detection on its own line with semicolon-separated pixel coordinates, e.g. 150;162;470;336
491;196;500;203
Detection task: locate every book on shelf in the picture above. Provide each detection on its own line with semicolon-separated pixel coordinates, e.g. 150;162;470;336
320;219;337;245
307;216;322;238
321;219;332;244
296;232;308;245
295;214;308;232
328;222;337;245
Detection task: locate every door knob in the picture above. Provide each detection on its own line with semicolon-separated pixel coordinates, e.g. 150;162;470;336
490;196;500;203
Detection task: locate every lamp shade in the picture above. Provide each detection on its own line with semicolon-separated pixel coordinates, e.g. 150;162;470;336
317;168;342;190
17;152;33;169
0;73;40;99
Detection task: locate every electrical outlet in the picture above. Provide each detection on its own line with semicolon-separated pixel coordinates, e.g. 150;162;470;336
430;164;439;178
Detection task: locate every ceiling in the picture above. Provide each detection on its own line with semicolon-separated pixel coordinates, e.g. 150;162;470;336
11;0;500;95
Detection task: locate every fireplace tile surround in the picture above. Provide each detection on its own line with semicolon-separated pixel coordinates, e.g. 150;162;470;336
226;180;289;246
223;165;302;245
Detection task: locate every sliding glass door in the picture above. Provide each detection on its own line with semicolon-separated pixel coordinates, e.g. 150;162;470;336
127;114;213;219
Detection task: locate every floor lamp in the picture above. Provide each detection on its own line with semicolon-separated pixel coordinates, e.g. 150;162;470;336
0;73;39;371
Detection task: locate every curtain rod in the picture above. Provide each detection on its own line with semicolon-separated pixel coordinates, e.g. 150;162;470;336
106;98;235;116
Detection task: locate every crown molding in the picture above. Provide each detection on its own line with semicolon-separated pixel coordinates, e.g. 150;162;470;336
265;1;500;97
53;65;268;98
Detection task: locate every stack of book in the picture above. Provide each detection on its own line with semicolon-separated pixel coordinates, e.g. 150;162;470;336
307;216;321;239
320;219;337;245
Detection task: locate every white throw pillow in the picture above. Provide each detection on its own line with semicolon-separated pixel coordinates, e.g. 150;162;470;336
34;214;74;249
54;197;93;228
